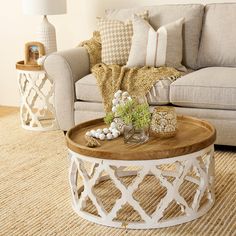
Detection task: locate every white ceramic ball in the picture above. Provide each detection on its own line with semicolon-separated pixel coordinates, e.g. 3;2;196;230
111;128;118;134
112;99;118;105
91;130;96;136
106;133;113;140
96;129;102;134
114;93;120;98
99;133;105;140
85;131;91;137
122;91;129;97
103;128;109;134
110;122;116;129
95;133;100;138
112;132;119;138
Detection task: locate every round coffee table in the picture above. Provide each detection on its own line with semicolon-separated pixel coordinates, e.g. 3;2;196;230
66;116;216;229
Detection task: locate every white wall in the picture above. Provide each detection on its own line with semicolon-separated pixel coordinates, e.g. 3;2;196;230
1;0;236;106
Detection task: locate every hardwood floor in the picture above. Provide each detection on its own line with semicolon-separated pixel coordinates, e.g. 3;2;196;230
0;106;19;117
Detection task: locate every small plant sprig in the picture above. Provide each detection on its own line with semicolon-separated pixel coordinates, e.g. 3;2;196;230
104;112;114;125
132;103;151;129
116;99;151;129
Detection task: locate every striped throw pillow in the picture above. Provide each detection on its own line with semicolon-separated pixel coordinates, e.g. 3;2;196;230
98;11;148;65
127;15;186;71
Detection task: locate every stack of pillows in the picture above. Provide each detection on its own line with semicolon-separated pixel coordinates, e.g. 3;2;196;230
97;11;186;71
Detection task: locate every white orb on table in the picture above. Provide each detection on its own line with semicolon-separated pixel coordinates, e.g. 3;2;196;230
112;132;119;138
112;99;119;105
90;130;96;136
122;91;129;97
99;133;105;140
110;122;116;129
103;128;109;134
96;129;102;134
85;131;91;137
106;133;113;140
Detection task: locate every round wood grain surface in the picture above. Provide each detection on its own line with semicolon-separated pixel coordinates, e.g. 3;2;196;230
66;116;216;161
16;61;43;71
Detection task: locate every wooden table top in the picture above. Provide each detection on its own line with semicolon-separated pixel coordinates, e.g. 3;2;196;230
66;116;216;161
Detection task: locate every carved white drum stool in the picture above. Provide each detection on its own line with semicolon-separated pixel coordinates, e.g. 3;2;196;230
66;116;216;229
16;61;58;131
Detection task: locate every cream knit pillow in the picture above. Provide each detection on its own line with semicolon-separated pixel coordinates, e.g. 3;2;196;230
127;15;186;71
98;11;148;65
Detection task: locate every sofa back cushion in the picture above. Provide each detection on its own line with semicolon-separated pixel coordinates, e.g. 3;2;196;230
198;3;236;68
106;4;204;69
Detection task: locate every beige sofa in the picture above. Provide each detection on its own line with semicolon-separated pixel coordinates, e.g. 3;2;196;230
44;3;236;146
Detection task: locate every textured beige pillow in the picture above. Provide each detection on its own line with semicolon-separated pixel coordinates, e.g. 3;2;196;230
98;11;148;65
127;15;186;71
198;3;236;67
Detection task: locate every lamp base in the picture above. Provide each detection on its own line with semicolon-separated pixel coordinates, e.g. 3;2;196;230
36;16;57;54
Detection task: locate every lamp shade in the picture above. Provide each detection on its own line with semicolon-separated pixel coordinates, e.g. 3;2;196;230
22;0;67;15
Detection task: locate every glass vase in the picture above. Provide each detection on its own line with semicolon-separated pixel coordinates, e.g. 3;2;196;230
124;125;149;144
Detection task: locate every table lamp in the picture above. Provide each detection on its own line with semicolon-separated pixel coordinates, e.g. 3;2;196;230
22;0;67;54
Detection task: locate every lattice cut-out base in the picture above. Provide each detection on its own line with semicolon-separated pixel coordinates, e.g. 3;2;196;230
68;145;215;229
17;70;58;131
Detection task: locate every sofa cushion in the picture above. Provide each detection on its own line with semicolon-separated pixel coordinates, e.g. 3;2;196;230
106;4;204;69
127;16;186;71
198;3;236;68
170;67;236;110
98;11;148;65
75;73;172;105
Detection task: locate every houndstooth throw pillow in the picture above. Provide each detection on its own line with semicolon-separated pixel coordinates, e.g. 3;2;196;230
98;11;148;65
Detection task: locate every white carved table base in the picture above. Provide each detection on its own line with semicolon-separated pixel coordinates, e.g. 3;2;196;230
68;145;215;229
17;70;58;131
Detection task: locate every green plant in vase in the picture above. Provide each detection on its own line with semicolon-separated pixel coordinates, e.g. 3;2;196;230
116;99;151;144
116;100;151;129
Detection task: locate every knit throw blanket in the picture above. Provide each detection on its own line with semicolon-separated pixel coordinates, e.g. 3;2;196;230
79;32;182;113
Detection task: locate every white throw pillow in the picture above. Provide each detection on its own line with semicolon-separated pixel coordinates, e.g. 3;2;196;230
127;15;186;71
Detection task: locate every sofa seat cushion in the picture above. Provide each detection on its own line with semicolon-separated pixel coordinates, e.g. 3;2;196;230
75;73;172;105
170;67;236;110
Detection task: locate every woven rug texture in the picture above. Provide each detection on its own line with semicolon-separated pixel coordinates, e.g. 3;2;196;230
0;112;235;236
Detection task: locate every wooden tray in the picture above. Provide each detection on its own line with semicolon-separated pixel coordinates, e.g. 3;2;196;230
16;61;43;71
66;116;216;161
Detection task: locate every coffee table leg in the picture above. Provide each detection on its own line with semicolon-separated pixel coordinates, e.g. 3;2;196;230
68;145;215;229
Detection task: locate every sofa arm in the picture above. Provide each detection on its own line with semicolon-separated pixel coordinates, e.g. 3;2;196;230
44;47;90;131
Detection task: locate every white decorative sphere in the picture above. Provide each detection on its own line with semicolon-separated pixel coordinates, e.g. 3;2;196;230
103;128;109;134
99;133;105;140
106;133;113;140
122;91;129;97
91;130;96;136
114;90;122;98
112;132;119;138
85;131;92;137
112;99;119;106
111;128;118;134
110;122;116;129
114;93;120;98
109;127;113;132
112;107;117;113
96;129;102;134
95;133;100;138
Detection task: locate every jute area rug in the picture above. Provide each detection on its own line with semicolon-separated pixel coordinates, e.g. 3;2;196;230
0;112;235;236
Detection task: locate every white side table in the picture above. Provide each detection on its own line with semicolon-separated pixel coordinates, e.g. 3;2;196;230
16;61;58;131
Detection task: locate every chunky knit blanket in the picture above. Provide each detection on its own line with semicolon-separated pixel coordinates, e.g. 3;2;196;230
80;32;182;112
